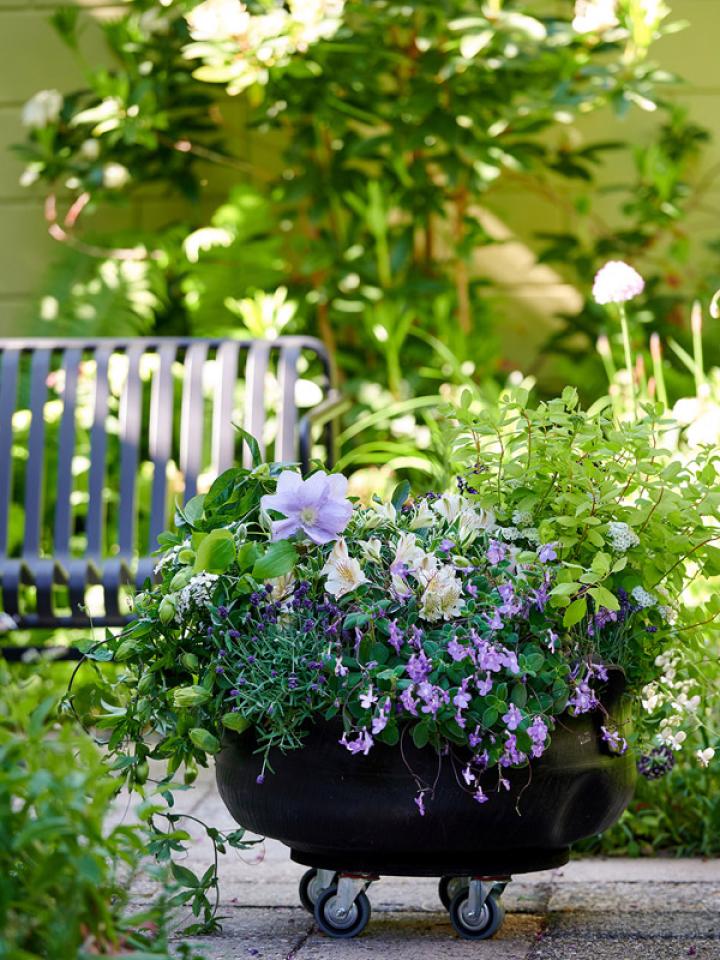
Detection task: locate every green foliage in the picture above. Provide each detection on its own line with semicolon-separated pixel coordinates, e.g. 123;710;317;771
14;0;699;483
0;664;204;959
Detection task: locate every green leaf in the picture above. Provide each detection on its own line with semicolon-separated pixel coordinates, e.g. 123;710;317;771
391;480;411;512
411;723;430;749
183;494;206;527
234;426;262;467
252;540;298;580
563;596;588;628
589;586;620;612
194;529;236;574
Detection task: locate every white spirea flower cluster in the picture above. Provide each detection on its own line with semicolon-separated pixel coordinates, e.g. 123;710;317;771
175;572;219;620
572;0;619;34
154;544;183;576
631;585;656;608
607;521;640;552
643;651;704;755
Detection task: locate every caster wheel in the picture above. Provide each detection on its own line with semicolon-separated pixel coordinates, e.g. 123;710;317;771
314;885;371;939
449;890;505;941
438;876;468;910
298;869;336;914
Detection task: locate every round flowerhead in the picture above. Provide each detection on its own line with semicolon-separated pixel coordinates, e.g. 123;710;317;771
592;260;645;305
261;469;353;544
22;89;63;129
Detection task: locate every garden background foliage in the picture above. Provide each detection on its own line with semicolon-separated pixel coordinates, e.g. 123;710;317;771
5;0;720;873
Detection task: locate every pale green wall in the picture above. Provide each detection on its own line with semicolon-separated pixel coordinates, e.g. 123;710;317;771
1;1;719;346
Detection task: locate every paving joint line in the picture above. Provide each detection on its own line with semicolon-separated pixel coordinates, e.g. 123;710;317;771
284;918;316;960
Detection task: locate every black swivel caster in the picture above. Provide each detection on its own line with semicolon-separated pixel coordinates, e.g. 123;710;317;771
298;868;337;914
449;880;506;940
314;878;372;938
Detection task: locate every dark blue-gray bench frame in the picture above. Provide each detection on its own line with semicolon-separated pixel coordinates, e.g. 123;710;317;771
0;336;345;657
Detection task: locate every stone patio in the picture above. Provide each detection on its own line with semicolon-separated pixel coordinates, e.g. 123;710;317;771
121;769;720;959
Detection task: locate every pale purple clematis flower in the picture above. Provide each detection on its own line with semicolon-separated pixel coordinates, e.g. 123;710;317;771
261;470;353;544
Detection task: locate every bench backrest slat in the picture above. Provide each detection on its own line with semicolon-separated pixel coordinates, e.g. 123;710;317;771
0;349;19;555
24;350;51;558
54;348;82;555
179;341;209;502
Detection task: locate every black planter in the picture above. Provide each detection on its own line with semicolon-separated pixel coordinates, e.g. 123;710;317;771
215;668;635;877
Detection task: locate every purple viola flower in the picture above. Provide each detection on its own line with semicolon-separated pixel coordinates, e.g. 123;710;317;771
406;649;432;683
414;792;426;816
485;608;504;631
462;764;476;786
567;679;599;715
440;538;455;553
399;686;419;717
340;728;374;756
469;727;483;749
538;542;558;563
498;583;521;616
487;539;506;565
453;684;471;711
476;672;493;696
502;703;523;731
601;725;628;755
260;470;353;544
372;712;388;735
473;786;489;804
501;733;526;766
388;619;404;653
359;685;378;709
447;638;470;662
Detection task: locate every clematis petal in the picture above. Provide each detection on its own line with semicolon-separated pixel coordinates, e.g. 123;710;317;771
270;517;301;541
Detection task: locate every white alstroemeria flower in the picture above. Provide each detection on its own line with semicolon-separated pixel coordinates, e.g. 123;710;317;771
358;538;383;563
321;538;368;598
419;565;465;623
409;500;435;530
22;89;63;129
393;532;425;571
431;493;465;523
458;506;495;544
186;0;251;41
269;571;295;604
362;499;397;529
696;747;715;768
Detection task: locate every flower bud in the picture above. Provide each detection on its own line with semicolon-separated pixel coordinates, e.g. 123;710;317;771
137;674;154;695
132;760;149;784
182;652;199;672
170;568;193;592
189;727;220;754
158;595;176;624
114;639;139;662
178;548;195;565
172;685;211;708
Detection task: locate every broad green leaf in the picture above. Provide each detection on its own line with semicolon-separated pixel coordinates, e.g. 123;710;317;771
194;529;236;574
589;586;620;611
252;540;298;580
563;596;587;628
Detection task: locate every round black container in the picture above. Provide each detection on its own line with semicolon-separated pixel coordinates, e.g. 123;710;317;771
215;668;635;876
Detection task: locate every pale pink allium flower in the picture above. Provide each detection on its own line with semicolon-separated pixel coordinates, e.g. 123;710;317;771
592;260;645;305
261;470;353;544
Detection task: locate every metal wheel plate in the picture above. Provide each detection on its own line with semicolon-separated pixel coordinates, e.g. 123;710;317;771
459;899;490;930
324;895;360;930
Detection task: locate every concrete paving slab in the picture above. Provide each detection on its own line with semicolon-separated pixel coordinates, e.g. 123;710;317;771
174;907;313;960
298;913;542;960
548;910;720;939
556;859;720;884
528;937;720;960
549;882;720;913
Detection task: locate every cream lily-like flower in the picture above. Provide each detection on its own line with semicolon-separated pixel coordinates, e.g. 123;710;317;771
696;747;715;768
321;538;368;598
409;500;435;530
419;565;465;623
392;532;425;572
269;571;295;604
362;499;397;530
458;506;495;543
358;538;383;563
431;493;465;523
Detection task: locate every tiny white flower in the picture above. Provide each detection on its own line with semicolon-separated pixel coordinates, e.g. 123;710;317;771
102;162;130;190
22;89;63;129
696;747;715;768
321;538;368;598
186;0;251;41
80;138;100;161
631;586;656;609
607;521;640;553
572;0;619;34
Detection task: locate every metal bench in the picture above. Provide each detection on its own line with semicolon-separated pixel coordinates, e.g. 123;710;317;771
0;336;344;657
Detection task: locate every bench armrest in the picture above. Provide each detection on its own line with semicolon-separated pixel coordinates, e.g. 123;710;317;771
299;389;351;472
